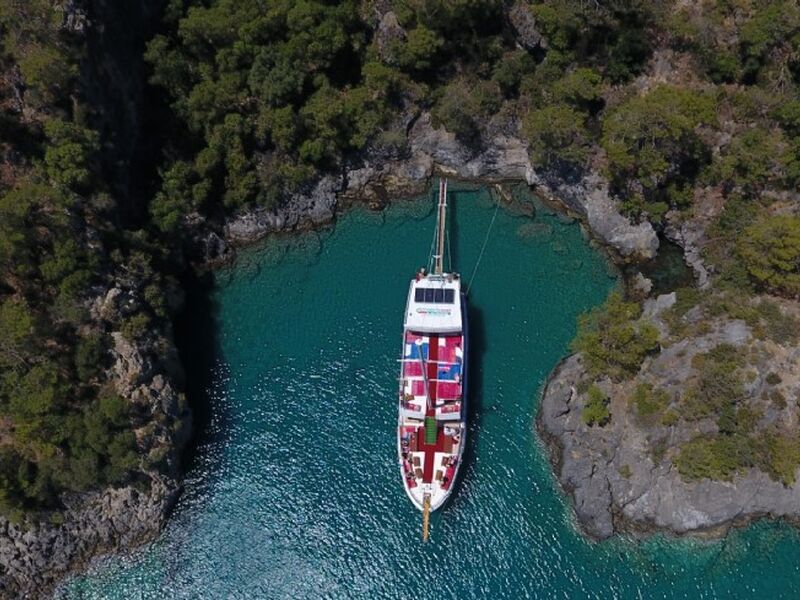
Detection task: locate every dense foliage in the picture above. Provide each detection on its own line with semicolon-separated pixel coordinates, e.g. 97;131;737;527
145;0;512;230
572;291;660;380
0;1;174;520
3;0;800;517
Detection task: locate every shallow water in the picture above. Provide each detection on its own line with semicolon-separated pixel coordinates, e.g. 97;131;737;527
60;185;800;599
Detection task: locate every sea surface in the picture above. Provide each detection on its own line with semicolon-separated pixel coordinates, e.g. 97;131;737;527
60;185;800;598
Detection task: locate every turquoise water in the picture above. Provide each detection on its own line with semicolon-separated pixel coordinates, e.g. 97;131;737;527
61;185;800;599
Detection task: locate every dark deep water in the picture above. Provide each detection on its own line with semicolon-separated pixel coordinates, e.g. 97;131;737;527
60;186;800;599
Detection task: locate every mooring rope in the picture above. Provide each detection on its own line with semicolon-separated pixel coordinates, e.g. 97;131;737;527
466;200;500;295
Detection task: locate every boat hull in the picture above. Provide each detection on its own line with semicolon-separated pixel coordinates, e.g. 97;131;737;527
397;288;468;512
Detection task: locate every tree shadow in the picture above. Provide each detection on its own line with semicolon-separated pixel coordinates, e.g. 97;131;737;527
441;299;486;513
173;269;230;474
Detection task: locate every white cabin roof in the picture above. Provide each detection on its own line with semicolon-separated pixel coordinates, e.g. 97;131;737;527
403;274;462;333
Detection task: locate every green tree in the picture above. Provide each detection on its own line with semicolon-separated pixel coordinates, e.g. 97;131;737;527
572;291;660;380
738;215;800;296
524;104;591;167
601;86;716;194
713;128;792;192
0;299;34;367
393;26;443;73
43;120;100;190
7;361;66;418
75;333;106;383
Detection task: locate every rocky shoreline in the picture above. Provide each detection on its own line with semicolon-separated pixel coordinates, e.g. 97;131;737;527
0;276;192;599
0;100;660;597
209;111;658;263
537;292;800;541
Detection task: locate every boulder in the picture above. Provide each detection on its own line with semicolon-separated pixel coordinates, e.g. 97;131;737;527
507;1;546;50
225;175;341;244
375;11;405;63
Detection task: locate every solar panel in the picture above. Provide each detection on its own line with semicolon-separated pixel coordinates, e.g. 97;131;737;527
415;288;425;302
424;288;435;303
434;288;445;303
444;289;455;303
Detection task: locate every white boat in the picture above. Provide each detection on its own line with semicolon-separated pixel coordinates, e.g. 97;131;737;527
396;178;468;525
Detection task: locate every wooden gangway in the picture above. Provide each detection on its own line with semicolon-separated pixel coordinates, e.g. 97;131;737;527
433;178;448;274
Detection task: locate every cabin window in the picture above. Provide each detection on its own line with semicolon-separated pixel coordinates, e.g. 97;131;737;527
414;287;456;304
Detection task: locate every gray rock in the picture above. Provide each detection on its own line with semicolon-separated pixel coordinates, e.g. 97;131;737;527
665;209;712;288
642;292;676;319
0;476;180;598
533;171;659;260
225;175;341;244
59;0;89;34
535;315;800;541
225;111;657;262
507;1;546;50
110;332;155;396
375;11;405;63
631;273;653;297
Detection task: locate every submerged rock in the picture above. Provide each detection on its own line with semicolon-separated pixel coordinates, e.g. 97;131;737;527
517;222;553;240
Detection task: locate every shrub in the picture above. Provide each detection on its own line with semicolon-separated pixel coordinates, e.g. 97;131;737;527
120;313;151;342
572;291;660;380
738;216;800;296
631;382;670;424
523;104;591;167
661;409;680;427
757;300;800;345
582;384;611;427
675;435;751;481
682;344;745;422
766;372;782;385
754;432;800;486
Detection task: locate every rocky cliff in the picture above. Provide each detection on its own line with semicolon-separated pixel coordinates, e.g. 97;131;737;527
0;273;191;598
220;110;658;263
538;292;800;540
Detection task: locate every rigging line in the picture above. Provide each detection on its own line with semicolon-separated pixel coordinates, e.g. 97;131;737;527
446;227;452;273
427;191;437;273
466;199;500;295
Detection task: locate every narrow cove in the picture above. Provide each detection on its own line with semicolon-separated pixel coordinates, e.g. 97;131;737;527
60;185;800;598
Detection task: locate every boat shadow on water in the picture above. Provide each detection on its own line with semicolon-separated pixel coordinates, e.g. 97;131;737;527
437;300;486;516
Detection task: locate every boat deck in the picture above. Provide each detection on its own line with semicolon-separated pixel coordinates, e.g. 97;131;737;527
400;332;463;419
398;329;465;510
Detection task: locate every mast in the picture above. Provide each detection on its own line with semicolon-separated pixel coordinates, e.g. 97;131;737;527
433;178;448;275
